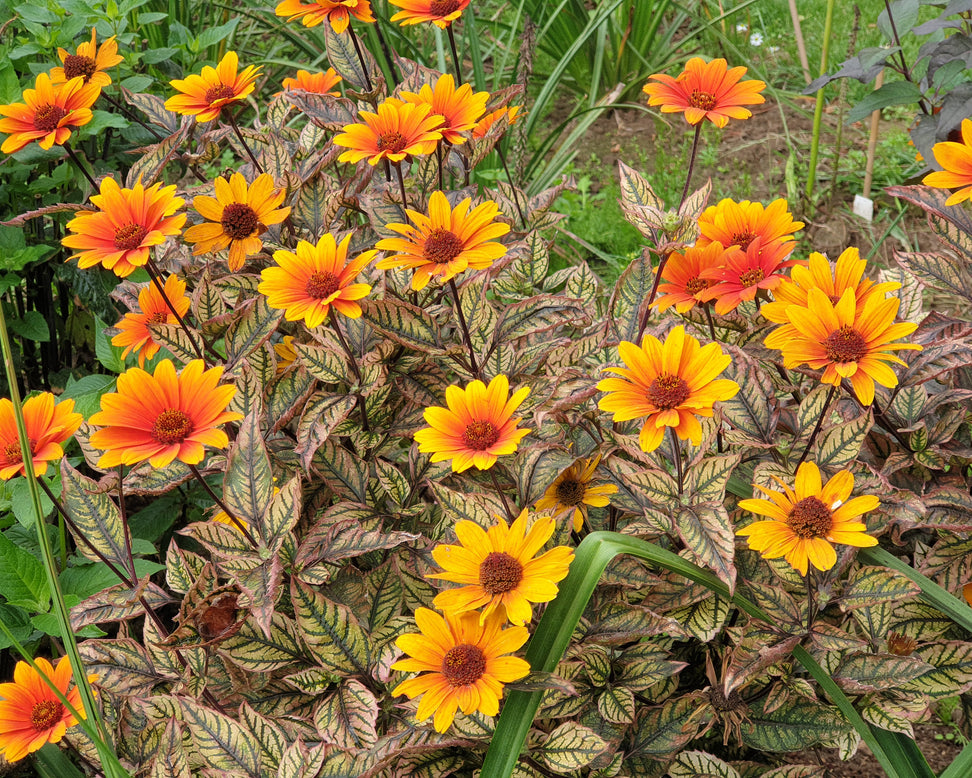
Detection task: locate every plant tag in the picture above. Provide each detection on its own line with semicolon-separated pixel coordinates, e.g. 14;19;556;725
853;194;874;221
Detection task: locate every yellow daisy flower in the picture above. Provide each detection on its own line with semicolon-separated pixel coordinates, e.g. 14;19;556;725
535;456;618;532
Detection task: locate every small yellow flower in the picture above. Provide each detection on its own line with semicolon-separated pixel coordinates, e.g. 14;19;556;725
535;456;618;532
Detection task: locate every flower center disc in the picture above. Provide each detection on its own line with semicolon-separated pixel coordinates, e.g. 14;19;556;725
738;267;765;287
114;223;148;251
220;202;260;240
685;276;710;295
152;409;193;445
1;438;32;465
555;478;586;506
205;84;237;104
647;373;691;410
823;325;868;363
429;0;462;15
305;271;341;300
731;231;756;251
787;496;833;538
441;643;487;686
146;311;169;325
63;54;97;81
462;420;499;450
689;90;717;111
31;700;63;731
479;551;524;595
376;131;407;153
423;228;464;264
33;104;68;133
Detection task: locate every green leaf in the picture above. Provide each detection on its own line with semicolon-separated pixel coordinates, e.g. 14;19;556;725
264;476;301;554
675;505;735;590
610;251;654;343
294;342;349;383
846;81;922;123
150;720;192;778
59;460;130;574
741;693;850;752
314;679;378;751
240;703;287;774
9;310;50;342
685;454;740;502
629;697;707;756
77;637;167;695
908;642;972;698
323;23;374;91
0;530;50;609
841;566;921;612
836;652;934;692
361;298;443;353
223;404;273;537
220;613;306;672
10;477;53;527
540;722;607;773
497;295;588;341
291;579;370;675
310;440;368;502
668;751;739;778
266;367;316;432
812;411;872;468
296;392;357;469
596;686;635;725
721;351;777;444
225;296;285;371
797;384;832;433
179;698;261;776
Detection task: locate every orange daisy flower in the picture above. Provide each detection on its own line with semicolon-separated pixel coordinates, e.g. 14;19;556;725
392;608;529;732
258;233;375;327
737;462;878;575
0;393;82;480
473;105;521;140
275;0;375;32
923;118;972;205
764;288;921;405
535;455;618;532
0;656;95;763
334;100;443;166
50;28;123;88
280;68;342;97
62;177;186;278
697;198;804;252
164;51;261;123
652;241;729;314
375;191;509;291
761;247;900;342
643;57;766;128
700;238;804;315
389;0;471;28
597;326;740;453
111;275;190;368
396;74;489;145
415;375;530;472
89;359;242;469
430;510;574;626
0;72;100;154
184;173;290;272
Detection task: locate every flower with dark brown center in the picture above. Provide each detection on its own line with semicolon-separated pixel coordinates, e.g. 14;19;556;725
423;228;464;265
205;84;237;104
690;90;717;111
441;644;487;685
647;373;692;410
33;105;67;133
63;54;97;82
786;496;833;538
479;551;524;595
113;223;149;251
684;276;710;295
305;271;341;300
461;420;500;451
554;477;586;506
220;202;260;239
0;441;24;466
738;267;765;287
429;0;462;14
146;310;169;325
376;131;407;153
30;701;63;732
152;409;194;445
823;325;868;363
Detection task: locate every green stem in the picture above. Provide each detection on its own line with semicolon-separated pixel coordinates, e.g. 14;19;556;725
805;0;836;205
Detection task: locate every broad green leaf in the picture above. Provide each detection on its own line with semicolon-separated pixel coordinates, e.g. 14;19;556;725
668;594;729;642
291;579;370;675
846;81;922;123
10;310;51;343
296;392;357;469
686;454;740;502
266;367;316;432
497;295;587;341
721;352;777;444
0;530;50;609
841;566;921;612
310;440;369;501
597;686;635;724
78;637;169;695
294;342;349;383
323;23;373;90
264;476;301;554
741;694;850;752
179;698;261;776
835;652;934;692
540;722;607;773
219;613;306;672
240;703;287;774
797;384;832;433
150;720;191;778
610;250;654;343
908;642;972;698
629;697;707;756
314;679;378;751
618;160;664;211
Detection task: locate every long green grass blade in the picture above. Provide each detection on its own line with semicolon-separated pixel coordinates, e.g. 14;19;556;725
481;531;926;778
939;738;972;778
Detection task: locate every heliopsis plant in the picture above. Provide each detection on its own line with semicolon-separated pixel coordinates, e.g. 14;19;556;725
643;57;766;128
89;359;241;468
275;0;375;32
696;197;804;252
111;275;191;367
334;99;443;166
0;72;100;154
0;657;94;763
396;74;489;145
49;28;123;88
376;191;509;290
597;326;740;452
184;172;290;271
535;455;618;531
280;67;342;96
165;51;261;122
62;177;186;277
0;393;82;480
764;288;921;405
922;117;972;205
259;233;374;327
389;0;471;28
652;241;728;314
700;238;804;315
737;461;879;575
415;374;530;472
392;608;529;732
473;105;522;139
429;510;574;625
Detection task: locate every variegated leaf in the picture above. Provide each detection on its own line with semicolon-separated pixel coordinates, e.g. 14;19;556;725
314;678;378;751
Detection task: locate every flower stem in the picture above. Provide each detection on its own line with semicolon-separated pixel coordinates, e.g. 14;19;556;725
678;123;703;208
497;144;527;229
447;24;464;85
187;464;258;548
394;162;409;212
372;18;400;86
795;383;837;468
703;303;717;342
636;250;671;341
144;258;209;364
436;143;444;191
448;278;481;379
62;142;98;191
348;23;375;93
102;91;164;142
228;111;264;174
669;427;683;495
805;569;817;632
489;467;515;521
330;315;370;432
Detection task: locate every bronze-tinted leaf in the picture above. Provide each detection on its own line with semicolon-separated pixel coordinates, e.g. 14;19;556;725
60;460;130;573
361;298;443;353
225;296;285;371
314;678;378;751
540;722;608;773
223;403;273;536
179;698;261;776
291;578;370;675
